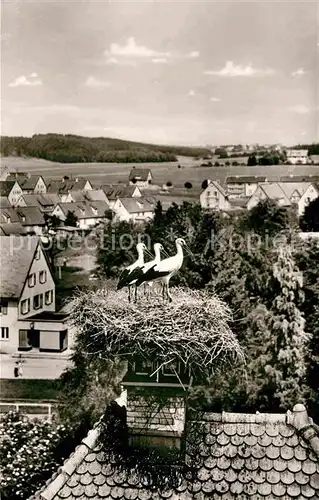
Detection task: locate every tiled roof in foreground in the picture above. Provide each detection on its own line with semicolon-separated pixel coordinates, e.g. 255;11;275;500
31;404;319;500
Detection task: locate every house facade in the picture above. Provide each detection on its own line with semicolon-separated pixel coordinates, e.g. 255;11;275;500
52;201;110;229
247;183;292;210
226;176;267;198
286;149;309;165
129;168;153;187
297;184;319;215
112;197;154;223
200;180;230;211
0;180;23;206
0;236;68;354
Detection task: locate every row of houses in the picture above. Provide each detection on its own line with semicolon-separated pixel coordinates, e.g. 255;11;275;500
0;170;157;234
200;177;319;215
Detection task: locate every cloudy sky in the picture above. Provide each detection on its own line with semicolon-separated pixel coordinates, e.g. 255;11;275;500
1;0;318;146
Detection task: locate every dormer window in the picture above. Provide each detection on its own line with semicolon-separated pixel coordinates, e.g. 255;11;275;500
18;211;26;222
28;273;36;287
3;213;11;223
91;206;98;216
78;205;85;215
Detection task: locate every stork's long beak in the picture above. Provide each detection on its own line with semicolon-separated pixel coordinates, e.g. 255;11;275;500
161;247;171;258
144;247;154;259
184;243;194;258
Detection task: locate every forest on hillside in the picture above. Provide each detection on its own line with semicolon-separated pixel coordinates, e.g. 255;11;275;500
0;134;211;163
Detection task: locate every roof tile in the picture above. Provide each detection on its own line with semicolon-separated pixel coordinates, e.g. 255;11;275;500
32;406;319;500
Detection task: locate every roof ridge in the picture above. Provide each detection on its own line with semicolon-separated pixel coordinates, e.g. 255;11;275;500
32;426;101;500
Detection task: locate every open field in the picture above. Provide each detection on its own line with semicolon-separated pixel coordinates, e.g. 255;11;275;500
1;156;319;189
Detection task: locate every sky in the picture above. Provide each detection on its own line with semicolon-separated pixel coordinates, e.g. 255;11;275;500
1;0;318;146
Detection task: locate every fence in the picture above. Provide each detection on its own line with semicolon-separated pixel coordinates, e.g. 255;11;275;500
0;400;58;421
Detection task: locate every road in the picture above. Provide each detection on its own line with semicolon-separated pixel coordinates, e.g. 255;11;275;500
0;353;72;379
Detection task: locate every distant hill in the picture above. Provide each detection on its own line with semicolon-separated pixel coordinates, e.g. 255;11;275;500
0;134;211;164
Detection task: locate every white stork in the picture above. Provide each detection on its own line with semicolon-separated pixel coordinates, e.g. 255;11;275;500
135;238;187;302
135;243;166;296
117;243;152;301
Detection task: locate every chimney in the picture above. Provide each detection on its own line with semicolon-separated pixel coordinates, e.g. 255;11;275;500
287;403;319;457
122;357;189;451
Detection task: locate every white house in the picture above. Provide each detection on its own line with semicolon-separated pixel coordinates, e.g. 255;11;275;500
296;184;319;215
200;180;230;211
52;201;111;229
226;176;267;198
129;168;153;187
247;183;292;210
112;197;154;223
0;236;68;354
101;185;142;209
47;177;93;198
16;193;61;214
0;180;24;206
286;149;309;165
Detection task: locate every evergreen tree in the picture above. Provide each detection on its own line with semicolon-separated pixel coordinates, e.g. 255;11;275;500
300;197;319;232
65;210;78;227
246;246;311;409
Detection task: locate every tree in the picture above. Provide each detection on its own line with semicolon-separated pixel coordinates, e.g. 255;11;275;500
166;181;173;187
44;213;61;229
245;246;311;410
241;199;298;237
0;411;71;500
247;154;257;166
300;197;319;232
201;179;209;190
184;182;193;190
65;210;78;227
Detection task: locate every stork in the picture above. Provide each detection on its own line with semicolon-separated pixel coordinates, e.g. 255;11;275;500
135;238;187;302
134;243;165;296
117;243;151;302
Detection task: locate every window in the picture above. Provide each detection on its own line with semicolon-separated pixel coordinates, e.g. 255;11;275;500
45;290;53;305
33;294;43;310
39;270;47;284
35;247;41;260
28;274;36;287
20;299;30;315
1;327;9;339
0;301;8;315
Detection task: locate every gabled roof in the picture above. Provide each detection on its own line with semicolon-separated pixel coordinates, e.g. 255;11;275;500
0;223;28;235
84;189;109;202
278;182;311;199
129;168;152;182
19;193;61;209
0;180;17;196
31;403;319;500
47;178;92;194
56;201;110;219
118;197;154;214
16;206;45;226
0;235;40;298
201;180;227;197
0;207;45;226
226;176;267;185
0;196;11;208
102;185;140;199
258;183;291;205
20;175;44;190
0;208;20;223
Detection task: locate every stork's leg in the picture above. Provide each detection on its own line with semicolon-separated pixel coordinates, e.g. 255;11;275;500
128;286;131;303
134;284;138;302
162;281;166;301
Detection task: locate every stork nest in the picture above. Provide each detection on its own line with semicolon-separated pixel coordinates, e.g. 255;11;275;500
69;287;244;378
